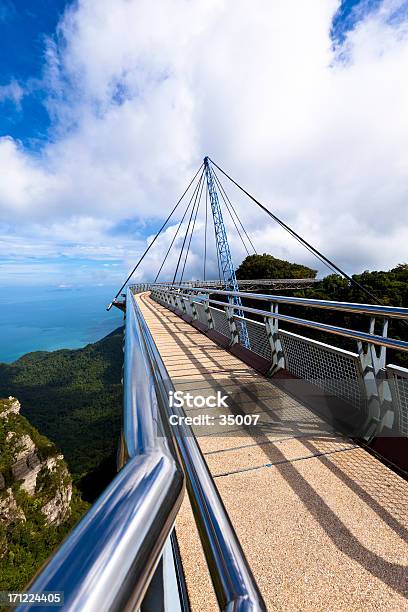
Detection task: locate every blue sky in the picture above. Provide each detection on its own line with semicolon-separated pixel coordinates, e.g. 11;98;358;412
0;0;375;144
331;0;382;42
0;0;407;288
0;0;67;145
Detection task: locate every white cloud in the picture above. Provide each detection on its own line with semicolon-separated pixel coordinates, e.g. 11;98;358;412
0;80;24;107
0;0;408;284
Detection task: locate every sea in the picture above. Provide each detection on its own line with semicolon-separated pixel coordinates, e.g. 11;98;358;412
0;285;123;363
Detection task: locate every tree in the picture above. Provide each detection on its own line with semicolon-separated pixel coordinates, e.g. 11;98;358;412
236;254;317;280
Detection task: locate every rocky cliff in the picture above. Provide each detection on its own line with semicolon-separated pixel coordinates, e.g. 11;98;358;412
0;397;87;591
0;397;72;527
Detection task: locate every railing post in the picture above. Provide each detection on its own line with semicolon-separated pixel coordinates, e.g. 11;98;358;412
180;295;187;315
184;295;192;317
190;297;198;320
357;316;392;439
205;299;214;330
264;303;285;375
226;306;239;346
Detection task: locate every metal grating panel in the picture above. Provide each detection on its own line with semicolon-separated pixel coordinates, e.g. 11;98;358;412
181;297;192;316
173;297;183;314
279;330;365;412
194;302;209;327
237;318;271;360
154;293;165;306
387;365;408;437
209;307;231;339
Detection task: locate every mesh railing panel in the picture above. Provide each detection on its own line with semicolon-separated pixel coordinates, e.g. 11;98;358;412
154;293;165;306
181;297;192;316
173;298;183;314
209;307;231;340
237;318;271;361
194;302;209;327
279;330;365;412
387;366;408;437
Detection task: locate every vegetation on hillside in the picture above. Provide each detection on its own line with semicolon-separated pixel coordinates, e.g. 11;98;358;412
0;328;123;486
0;398;88;591
0;486;87;592
292;264;408;367
0;325;123;592
236;253;317;280
301;265;408;306
236;261;407;367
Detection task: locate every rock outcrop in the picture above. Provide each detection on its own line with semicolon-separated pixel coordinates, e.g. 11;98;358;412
0;488;25;523
0;397;72;526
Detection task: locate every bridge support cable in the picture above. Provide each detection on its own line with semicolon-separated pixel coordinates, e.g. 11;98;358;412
213;171;250;258
203;186;208;281
107;162;204;309
154;175;202;283
211;161;342;279
208;157;386;306
212;166;257;255
172;168;205;285
180;169;205;285
204;156;250;348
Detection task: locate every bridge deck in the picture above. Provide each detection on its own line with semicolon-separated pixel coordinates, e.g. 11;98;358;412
137;293;408;611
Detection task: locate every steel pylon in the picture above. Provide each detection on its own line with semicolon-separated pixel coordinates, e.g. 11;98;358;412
204;157;250;348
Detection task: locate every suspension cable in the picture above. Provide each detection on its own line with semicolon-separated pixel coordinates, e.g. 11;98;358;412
180;172;205;284
172;169;205;285
154;191;195;283
212;167;257;254
214;159;340;277
107;162;204;309
212;170;250;257
204;185;208;281
209;157;383;304
212;159;340;278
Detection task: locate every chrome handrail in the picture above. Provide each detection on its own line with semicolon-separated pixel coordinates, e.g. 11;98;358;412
145;284;408;353
151;278;318;287
132;289;267;611
19;290;185;611
222;303;408;352
20;290;266;612
148;283;408;319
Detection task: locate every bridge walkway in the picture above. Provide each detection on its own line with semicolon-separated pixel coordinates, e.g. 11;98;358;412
137;292;408;612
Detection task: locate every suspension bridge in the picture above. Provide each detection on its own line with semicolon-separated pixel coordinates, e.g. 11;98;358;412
22;158;408;611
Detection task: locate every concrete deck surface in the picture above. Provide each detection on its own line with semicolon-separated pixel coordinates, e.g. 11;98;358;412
137;292;408;611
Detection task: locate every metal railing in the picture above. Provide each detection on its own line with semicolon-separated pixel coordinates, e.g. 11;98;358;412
153;284;408;319
143;283;408;441
387;364;408;437
20;289;266;612
130;288;266;611
151;278;318;289
19;291;185;612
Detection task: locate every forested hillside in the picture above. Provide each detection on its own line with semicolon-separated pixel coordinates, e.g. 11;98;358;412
236;253;317;279
238;262;407;367
0;328;123;494
0;397;88;591
291;265;408;367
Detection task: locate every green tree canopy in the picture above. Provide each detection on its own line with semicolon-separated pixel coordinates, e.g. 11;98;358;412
307;264;408;306
236;254;317;280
